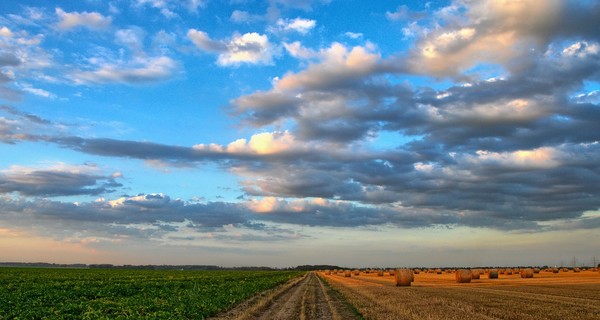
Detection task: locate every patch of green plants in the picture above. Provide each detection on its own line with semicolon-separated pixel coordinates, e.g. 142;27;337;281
0;267;303;319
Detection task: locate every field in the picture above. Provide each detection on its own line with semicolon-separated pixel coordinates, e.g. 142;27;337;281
319;269;600;320
0;268;303;319
2;267;599;319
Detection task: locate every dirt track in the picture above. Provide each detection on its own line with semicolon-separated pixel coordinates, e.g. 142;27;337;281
210;272;359;320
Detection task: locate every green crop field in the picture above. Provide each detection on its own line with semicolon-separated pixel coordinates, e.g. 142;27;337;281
0;267;304;319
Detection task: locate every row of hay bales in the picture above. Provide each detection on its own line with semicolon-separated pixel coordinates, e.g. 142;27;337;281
321;266;598;282
455;268;535;283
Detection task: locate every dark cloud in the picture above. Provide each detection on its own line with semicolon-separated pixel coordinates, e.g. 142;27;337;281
0;52;21;67
0;165;122;197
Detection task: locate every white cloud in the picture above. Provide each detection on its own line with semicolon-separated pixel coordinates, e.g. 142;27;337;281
230;10;263;23
344;32;363;39
284;41;317;59
20;84;56;99
271;17;316;34
71;56;178;85
406;0;564;76
55;8;112;31
115;28;146;55
0;27;14;38
275;42;380;91
188;30;275;66
562;41;600;58
470;148;561;169
187;29;227;52
135;0;206;18
194;131;300;155
219;33;274;66
386;5;410;21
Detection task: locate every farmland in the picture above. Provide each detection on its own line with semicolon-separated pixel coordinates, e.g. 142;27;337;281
320;269;600;320
0;267;303;319
2;267;599;319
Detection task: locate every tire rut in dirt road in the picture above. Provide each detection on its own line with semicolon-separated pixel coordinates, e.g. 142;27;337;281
210;272;360;320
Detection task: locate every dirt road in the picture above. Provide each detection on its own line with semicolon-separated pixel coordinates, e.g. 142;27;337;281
210;272;360;320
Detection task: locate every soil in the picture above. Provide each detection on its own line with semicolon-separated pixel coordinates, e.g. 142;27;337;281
210;271;361;320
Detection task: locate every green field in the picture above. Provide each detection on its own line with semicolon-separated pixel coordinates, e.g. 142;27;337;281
0;267;304;319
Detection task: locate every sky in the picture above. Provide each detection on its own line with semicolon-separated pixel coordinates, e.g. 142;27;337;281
1;0;599;268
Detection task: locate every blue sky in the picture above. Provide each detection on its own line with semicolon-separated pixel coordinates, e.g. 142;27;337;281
1;0;599;268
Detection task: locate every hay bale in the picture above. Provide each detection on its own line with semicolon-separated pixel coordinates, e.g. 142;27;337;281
455;269;472;283
520;268;534;278
324;270;331;275
533;268;540;274
395;269;414;286
388;270;395;276
552;268;559;273
344;270;351;277
413;269;421;274
435;268;442;274
471;269;481;279
505;269;513;275
377;270;384;276
489;269;499;279
353;270;360;276
573;268;580;273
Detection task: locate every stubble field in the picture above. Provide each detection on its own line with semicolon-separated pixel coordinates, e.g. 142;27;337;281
319;269;600;320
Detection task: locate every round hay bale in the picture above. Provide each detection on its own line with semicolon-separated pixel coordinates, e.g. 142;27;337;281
344;270;351;277
471;269;480;279
573;268;580;273
395;269;414;286
413;269;421;274
533;268;540;274
435;268;442;274
505;269;513;275
377;270;384;276
489;269;499;279
324;270;331;275
455;269;472;283
552;268;559;273
521;268;534;278
353;270;360;276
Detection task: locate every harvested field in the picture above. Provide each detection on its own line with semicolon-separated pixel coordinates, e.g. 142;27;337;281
320;269;600;320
